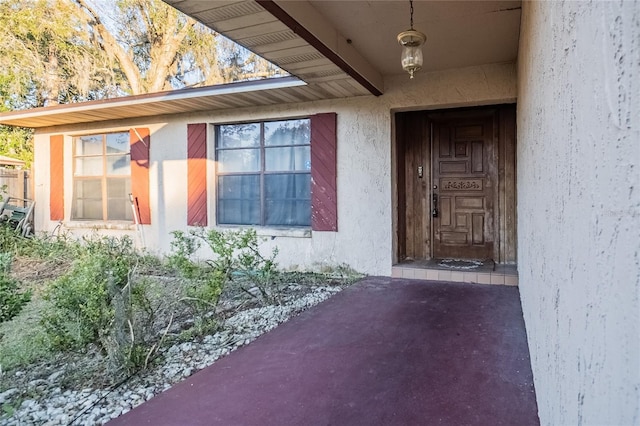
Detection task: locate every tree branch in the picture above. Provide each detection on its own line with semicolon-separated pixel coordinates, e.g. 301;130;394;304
146;17;195;92
73;0;143;94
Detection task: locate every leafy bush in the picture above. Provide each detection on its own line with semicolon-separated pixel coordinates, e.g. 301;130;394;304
22;232;82;261
233;230;279;304
40;236;158;375
168;230;227;313
0;224;82;264
0;274;31;324
0;298;52;370
0;251;12;272
43;255;117;349
0;252;31;323
168;228;279;310
0;224;21;254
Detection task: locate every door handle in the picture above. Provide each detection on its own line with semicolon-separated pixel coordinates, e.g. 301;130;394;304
432;193;438;217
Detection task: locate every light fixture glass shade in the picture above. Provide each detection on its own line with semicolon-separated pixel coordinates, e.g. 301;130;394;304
401;45;423;78
397;29;426;79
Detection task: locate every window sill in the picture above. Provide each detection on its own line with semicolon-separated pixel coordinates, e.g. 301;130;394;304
64;221;136;231
214;225;311;239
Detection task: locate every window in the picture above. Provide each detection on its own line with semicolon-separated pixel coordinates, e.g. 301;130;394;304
216;119;311;227
72;132;132;221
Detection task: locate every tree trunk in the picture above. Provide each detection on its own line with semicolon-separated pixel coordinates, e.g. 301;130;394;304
145;20;194;93
44;44;60;106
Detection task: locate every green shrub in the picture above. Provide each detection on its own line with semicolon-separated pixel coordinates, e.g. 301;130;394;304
39;235;170;376
0;252;31;324
0;274;31;324
22;232;82;261
233;229;279;304
0;224;21;254
102;276;160;375
0;251;12;272
41;236;136;349
42;255;116;349
0;298;52;370
168;230;224;312
168;228;279;311
0;223;83;263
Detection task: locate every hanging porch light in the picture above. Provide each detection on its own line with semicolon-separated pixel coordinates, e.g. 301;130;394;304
397;0;426;79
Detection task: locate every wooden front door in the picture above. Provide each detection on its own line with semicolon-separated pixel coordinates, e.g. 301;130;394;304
431;114;495;260
397;106;515;264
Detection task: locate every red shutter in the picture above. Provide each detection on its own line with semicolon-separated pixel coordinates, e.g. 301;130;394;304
50;134;64;221
130;128;151;224
187;124;208;226
311;113;338;231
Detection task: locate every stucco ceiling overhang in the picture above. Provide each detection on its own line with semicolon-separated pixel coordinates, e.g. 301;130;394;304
166;0;521;93
165;0;383;96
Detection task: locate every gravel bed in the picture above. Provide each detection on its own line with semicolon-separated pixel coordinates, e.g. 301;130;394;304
1;286;342;425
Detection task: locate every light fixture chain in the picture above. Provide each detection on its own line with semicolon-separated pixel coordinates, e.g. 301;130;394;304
410;0;414;29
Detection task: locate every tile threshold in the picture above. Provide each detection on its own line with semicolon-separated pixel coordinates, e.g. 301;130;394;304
391;263;518;286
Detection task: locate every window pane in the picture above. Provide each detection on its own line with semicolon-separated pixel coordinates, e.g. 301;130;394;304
107;200;132;221
264;174;311;226
265;174;311;200
75;135;103;156
75;179;102;198
219;123;260;148
107;154;131;175
265;146;310;171
107;178;132;221
265;119;310;146
217;200;260;225
74;200;103;220
218;175;260;225
265;200;310;226
106;132;130;154
217;148;260;173
218;175;260;200
73;179;102;220
75;157;102;176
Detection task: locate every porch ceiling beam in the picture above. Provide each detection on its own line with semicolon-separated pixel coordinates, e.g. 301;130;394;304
256;0;384;96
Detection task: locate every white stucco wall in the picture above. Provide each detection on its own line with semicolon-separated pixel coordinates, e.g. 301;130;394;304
517;2;640;425
33;62;516;276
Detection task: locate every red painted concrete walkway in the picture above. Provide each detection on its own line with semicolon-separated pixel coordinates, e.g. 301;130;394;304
108;277;539;425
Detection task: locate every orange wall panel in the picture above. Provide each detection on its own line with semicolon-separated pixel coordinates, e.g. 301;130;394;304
130;128;151;224
187;124;208;226
49;135;64;221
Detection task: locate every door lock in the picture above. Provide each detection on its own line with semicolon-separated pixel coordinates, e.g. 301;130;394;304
417;166;423;179
432;193;438;217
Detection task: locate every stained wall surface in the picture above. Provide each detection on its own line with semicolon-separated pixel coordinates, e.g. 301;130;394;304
517;2;640;424
32;63;516;276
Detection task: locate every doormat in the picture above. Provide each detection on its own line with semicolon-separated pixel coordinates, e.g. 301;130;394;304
438;259;484;270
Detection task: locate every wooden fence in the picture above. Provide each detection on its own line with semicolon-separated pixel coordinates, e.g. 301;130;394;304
0;168;31;200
